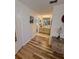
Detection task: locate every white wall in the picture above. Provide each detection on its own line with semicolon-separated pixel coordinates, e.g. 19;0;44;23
15;0;37;54
51;4;64;38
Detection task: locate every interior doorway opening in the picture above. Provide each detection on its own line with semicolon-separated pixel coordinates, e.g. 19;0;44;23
35;15;52;37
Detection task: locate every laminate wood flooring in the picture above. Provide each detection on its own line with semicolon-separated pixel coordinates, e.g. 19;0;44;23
15;35;64;59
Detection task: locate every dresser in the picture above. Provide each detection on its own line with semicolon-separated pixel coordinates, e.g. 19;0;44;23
52;37;64;55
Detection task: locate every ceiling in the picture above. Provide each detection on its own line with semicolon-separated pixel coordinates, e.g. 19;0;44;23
19;0;64;15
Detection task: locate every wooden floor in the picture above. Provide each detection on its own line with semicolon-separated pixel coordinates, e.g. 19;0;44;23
15;35;64;59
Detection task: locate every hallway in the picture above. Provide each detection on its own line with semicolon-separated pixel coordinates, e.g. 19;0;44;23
16;35;64;59
15;0;64;59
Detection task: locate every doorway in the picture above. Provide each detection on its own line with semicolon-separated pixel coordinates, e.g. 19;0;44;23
34;15;52;38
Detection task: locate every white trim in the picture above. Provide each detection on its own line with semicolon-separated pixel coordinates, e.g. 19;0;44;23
15;34;36;54
22;34;36;46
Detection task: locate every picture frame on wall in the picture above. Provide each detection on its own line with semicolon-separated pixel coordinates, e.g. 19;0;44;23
30;16;34;24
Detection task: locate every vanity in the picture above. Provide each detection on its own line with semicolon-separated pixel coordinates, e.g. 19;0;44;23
39;26;50;35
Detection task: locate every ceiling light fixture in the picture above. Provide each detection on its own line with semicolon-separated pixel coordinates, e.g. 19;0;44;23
49;0;58;4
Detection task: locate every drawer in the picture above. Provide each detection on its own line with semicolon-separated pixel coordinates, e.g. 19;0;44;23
52;41;64;54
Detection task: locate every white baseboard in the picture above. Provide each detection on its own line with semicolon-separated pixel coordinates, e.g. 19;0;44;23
22;34;36;46
15;34;36;54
